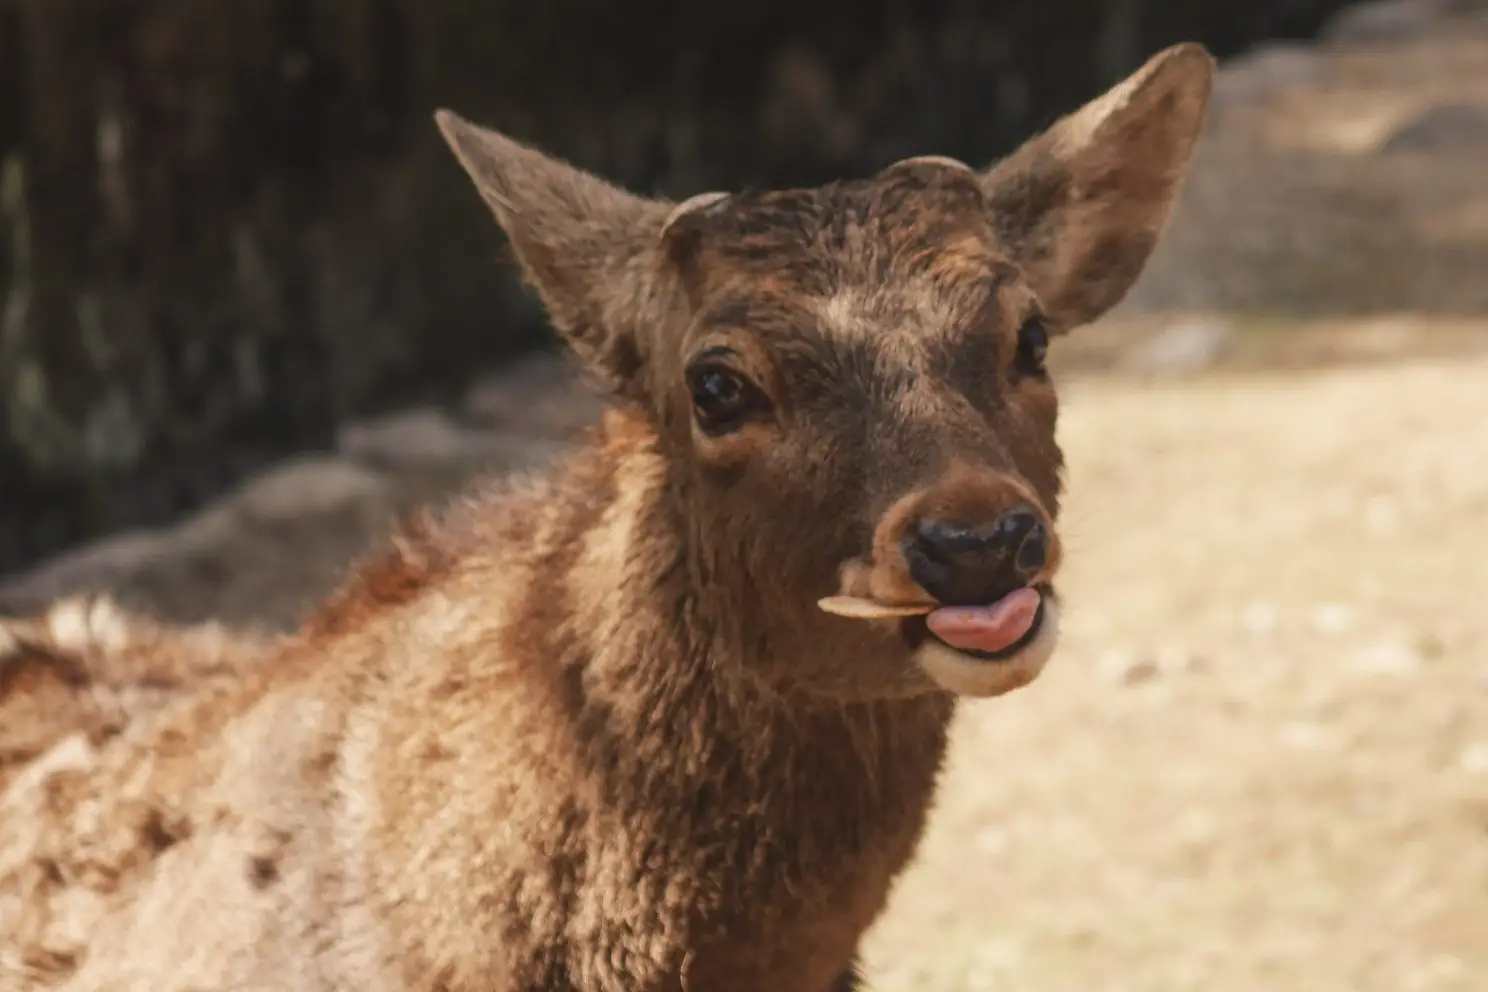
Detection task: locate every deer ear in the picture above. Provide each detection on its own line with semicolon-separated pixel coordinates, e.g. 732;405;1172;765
981;43;1214;327
435;110;670;389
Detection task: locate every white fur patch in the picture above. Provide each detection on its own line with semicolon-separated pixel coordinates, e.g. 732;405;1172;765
45;596;132;654
913;599;1061;698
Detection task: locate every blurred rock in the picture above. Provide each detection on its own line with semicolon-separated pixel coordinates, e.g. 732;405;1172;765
1211;42;1327;113
1123;8;1488;318
1322;0;1441;45
336;408;560;470
229;457;388;523
0;529;178;615
460;353;604;440
1380;102;1488;152
0;455;394;618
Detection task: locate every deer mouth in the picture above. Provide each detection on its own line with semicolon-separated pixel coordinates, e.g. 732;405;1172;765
817;582;1060;698
818;582;1059;698
914;585;1048;660
819;585;1049;657
913;584;1059;697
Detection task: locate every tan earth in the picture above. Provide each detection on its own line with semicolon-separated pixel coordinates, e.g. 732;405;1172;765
3;319;1487;990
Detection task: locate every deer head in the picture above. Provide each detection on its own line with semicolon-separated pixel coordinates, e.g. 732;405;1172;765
436;44;1213;701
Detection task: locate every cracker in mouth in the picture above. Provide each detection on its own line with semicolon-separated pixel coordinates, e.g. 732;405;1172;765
819;587;1046;659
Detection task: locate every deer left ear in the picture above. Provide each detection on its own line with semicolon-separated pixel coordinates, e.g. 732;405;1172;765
435;111;673;392
980;43;1214;328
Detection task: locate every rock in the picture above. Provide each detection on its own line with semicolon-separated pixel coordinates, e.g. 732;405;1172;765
0;529;175;612
1211;42;1326;113
336;408;561;471
228;456;389;522
1437;0;1488;14
1379;102;1488;152
0;455;391;616
338;409;480;465
460;353;604;441
1122;317;1232;375
1322;0;1441;46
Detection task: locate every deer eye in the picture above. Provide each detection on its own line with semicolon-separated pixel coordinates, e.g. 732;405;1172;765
1014;316;1049;377
686;364;770;435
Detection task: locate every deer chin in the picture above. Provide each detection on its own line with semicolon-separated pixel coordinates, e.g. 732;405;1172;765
910;587;1061;698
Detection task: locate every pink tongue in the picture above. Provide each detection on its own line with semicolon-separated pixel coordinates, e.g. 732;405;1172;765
925;587;1042;655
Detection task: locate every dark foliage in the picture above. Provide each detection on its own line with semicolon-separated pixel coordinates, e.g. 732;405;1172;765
0;0;1360;574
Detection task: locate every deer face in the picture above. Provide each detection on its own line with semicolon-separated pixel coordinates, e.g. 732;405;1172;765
437;44;1213;700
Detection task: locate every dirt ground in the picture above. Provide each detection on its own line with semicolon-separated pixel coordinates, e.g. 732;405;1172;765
3;318;1487;990
863;327;1488;991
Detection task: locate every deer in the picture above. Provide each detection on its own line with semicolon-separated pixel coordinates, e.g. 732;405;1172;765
0;42;1213;992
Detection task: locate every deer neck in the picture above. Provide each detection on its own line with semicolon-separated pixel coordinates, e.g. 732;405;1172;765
555;408;955;841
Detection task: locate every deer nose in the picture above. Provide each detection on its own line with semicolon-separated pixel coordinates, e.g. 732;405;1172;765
902;506;1049;606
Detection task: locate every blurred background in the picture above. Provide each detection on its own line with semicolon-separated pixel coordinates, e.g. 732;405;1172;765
4;0;1486;578
2;1;1487;988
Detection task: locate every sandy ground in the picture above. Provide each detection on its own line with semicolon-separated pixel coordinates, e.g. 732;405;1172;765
863;344;1488;990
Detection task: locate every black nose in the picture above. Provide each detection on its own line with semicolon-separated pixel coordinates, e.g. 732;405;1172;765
902;506;1049;606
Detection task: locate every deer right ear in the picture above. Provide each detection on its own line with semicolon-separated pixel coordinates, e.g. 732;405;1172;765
980;44;1214;328
435;111;671;391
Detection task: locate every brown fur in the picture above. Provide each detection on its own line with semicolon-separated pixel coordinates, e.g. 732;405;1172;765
0;45;1212;991
0;599;270;796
